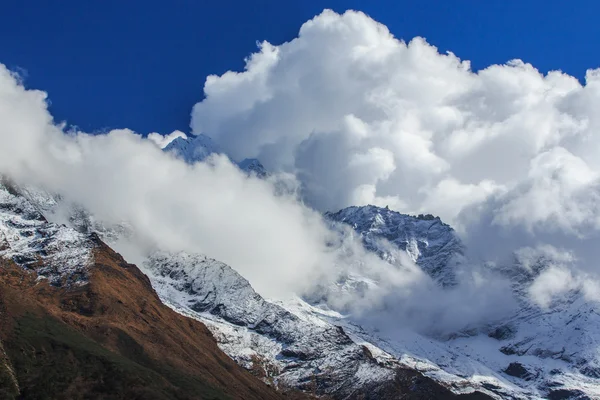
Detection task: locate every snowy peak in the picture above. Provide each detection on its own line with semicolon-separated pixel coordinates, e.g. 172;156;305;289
163;133;222;163
144;251;269;327
0;199;282;400
326;205;464;285
0;181;93;286
238;158;268;178
163;134;269;177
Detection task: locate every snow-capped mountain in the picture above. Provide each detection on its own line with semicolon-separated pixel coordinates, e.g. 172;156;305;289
137;205;600;400
325;205;465;286
5;178;600;399
142;251;492;399
163;134;223;163
143;252;400;398
237;158;268;178
163;133;268;177
0;180;286;399
0;180;93;286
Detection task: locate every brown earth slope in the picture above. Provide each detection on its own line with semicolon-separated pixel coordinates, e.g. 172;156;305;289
0;234;288;400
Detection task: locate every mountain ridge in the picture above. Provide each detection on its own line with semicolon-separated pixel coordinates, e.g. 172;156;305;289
4;179;600;399
143;250;494;400
0;182;291;400
163;134;268;177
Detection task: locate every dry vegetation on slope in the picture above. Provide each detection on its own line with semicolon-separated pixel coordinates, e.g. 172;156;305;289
0;235;286;400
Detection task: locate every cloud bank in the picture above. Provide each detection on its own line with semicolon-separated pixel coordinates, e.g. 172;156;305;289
189;9;600;308
0;65;334;299
191;9;600;240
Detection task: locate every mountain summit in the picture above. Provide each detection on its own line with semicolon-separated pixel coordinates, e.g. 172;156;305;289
326;205;464;286
163;134;268;177
164;134;223;164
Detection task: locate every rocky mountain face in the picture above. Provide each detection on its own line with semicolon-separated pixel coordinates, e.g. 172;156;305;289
327;206;600;400
0;181;93;287
4;174;600;399
136;204;600;400
237;158;268;178
325;205;465;286
0;181;287;400
142;252;491;400
164;134;223;164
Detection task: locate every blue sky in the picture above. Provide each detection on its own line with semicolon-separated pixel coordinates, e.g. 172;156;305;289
1;1;597;135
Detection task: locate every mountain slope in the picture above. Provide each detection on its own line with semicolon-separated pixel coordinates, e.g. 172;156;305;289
142;251;494;400
325;205;464;286
9;179;600;400
140;205;600;400
0;182;287;400
327;206;600;400
164;134;223;164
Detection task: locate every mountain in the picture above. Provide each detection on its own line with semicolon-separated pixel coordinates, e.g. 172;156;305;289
0;181;287;400
163;134;268;177
131;212;506;399
164;134;223;164
325;205;465;286
6;178;600;399
142;251;492;400
327;206;600;400
136;205;600;400
237;158;268;178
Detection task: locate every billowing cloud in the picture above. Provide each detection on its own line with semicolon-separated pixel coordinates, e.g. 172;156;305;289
0;64;331;298
147;130;187;148
190;9;600;241
0;61;515;335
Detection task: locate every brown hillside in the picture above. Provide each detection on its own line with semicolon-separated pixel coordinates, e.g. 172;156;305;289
0;234;294;400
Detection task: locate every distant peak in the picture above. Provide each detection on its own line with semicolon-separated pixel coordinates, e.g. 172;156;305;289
238;158;268;178
163;133;222;163
327;205;444;225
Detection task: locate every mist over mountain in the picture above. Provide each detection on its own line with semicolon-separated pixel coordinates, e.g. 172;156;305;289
1;8;600;400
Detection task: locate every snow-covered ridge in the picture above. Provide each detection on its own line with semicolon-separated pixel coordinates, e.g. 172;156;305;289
326;205;600;400
164;134;223;164
326;205;464;286
0;181;93;286
142;251;403;398
237;158;268;178
163;133;268;177
143;248;542;399
140;205;600;399
4;180;599;399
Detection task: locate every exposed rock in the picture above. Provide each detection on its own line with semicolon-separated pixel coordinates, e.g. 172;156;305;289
504;363;535;381
325;205;464;286
143;251;493;400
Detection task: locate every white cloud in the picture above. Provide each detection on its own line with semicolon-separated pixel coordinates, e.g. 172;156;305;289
529;266;578;308
190;9;600;239
0;61;516;335
147;130;187;148
493;147;600;235
0;64;332;298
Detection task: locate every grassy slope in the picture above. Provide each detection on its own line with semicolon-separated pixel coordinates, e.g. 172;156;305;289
4;312;227;400
0;238;285;400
